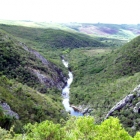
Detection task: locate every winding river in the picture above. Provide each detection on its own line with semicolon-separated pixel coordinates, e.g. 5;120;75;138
62;59;83;116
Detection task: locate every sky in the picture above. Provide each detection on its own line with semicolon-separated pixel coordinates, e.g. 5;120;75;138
0;0;140;24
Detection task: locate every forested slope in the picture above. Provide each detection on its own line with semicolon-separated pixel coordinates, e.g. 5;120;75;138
69;36;140;135
0;31;66;91
0;30;68;132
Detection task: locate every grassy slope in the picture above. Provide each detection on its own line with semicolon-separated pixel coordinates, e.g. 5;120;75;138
0;75;65;133
69;36;140;135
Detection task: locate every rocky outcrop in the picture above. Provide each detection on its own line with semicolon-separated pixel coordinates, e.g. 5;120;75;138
31;69;61;88
70;105;92;115
0;102;19;119
70;105;81;112
106;84;140;119
133;84;140;97
133;102;140;113
82;108;93;115
21;42;66;90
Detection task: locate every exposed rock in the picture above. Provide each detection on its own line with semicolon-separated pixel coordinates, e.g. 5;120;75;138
70;105;92;115
21;43;66;90
31;69;55;88
70;105;81;112
106;94;134;119
133;102;140;113
82;108;93;115
133;84;140;97
0;102;19;119
81;107;89;114
106;84;140;119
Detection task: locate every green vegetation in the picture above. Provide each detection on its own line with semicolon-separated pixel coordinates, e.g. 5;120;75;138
0;31;40;87
0;30;66;92
0;75;66;133
0;116;140;140
0;28;68;132
68;35;140;135
0;20;140;138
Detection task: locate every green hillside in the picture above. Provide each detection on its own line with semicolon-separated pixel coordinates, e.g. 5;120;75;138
0;23;110;135
0;24;107;49
0;31;66;91
68;36;140;135
0;76;65;132
0;21;140;137
0;29;68;132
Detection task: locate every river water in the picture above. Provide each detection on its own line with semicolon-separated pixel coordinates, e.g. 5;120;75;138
62;59;83;116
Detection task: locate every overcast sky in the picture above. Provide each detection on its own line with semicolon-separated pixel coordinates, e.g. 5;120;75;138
0;0;140;24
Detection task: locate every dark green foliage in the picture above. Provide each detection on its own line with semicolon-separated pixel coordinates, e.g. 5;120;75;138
0;24;107;49
0;32;41;88
67;36;140;135
0;106;15;130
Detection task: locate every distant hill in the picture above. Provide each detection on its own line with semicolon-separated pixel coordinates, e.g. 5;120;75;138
63;23;140;40
0;24;107;49
1;20;140;41
0;20;131;47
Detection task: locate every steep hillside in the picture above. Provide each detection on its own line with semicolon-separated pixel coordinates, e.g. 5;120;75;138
0;30;69;132
104;36;140;77
0;31;66;92
68;36;140;135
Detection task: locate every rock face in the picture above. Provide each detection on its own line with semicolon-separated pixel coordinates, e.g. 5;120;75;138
70;105;81;112
133;84;140;97
82;108;93;115
133;102;140;113
21;43;66;90
0;102;19;119
106;84;140;119
70;105;92;115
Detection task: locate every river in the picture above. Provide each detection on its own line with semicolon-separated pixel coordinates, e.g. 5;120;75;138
62;59;83;116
